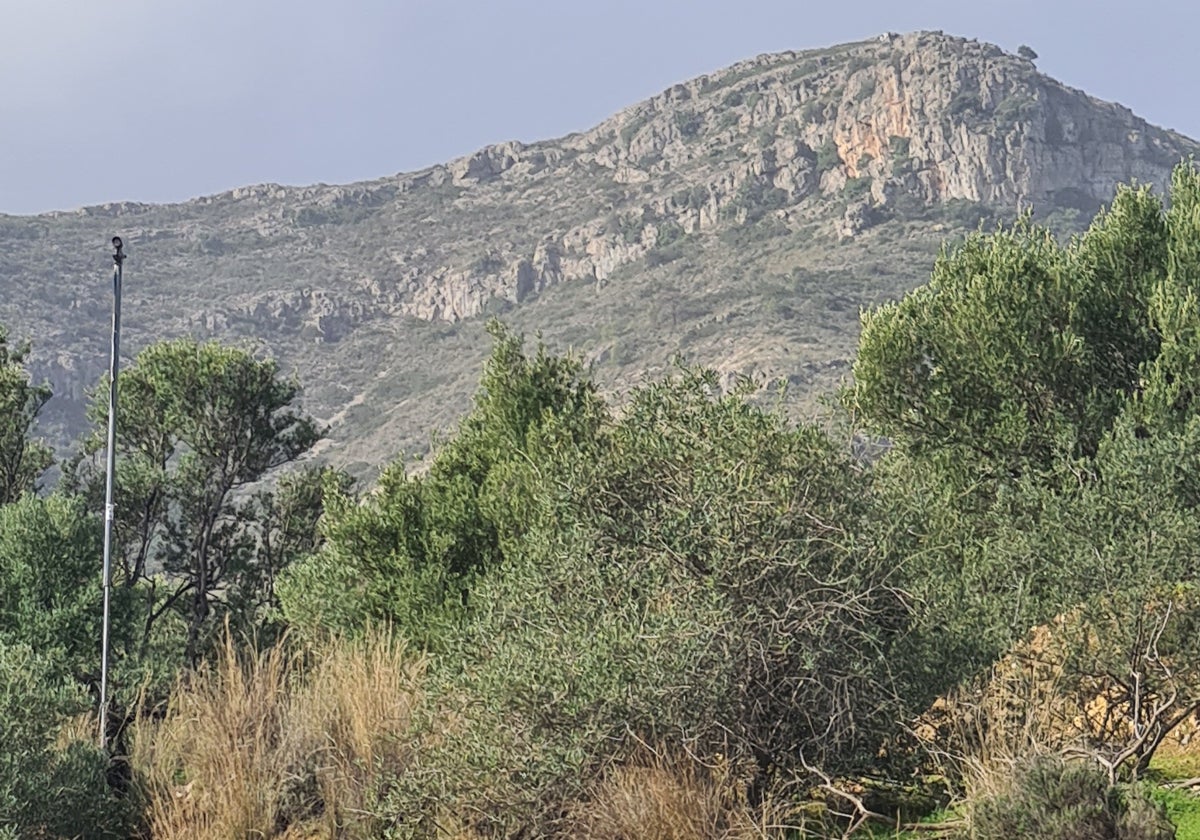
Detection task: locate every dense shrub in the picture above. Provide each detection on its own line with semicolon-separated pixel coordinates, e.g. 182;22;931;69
0;329;52;506
0;643;135;839
373;368;910;835
959;756;1171;840
0;494;125;678
278;321;604;649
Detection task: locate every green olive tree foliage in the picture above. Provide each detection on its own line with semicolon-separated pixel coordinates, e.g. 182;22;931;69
894;419;1200;755
1133;164;1200;430
243;464;353;634
1014;422;1200;779
72;339;321;664
278;321;605;647
854;163;1200;773
0;493;135;682
0;498;142;838
0;328;51;506
0;333;136;835
852;181;1168;476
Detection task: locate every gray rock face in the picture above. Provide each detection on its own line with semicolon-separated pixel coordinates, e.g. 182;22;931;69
0;31;1195;471
352;31;1194;326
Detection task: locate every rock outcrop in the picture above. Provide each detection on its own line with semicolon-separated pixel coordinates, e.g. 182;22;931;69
0;31;1194;471
322;31;1191;324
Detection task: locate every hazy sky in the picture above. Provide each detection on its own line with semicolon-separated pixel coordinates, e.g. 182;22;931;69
2;0;1193;215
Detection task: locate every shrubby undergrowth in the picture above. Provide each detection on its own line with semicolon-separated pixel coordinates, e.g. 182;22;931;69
279;334;912;834
958;756;1173;840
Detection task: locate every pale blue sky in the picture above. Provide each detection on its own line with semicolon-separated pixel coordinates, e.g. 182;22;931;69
1;0;1193;215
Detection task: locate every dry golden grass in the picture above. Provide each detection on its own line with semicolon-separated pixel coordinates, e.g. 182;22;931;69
130;634;302;839
129;627;424;840
290;631;424;836
127;633;807;839
563;750;785;840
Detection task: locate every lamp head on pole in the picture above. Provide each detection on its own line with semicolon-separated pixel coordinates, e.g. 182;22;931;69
111;236;125;267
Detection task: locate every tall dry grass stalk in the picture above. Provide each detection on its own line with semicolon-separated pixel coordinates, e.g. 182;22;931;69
290;631;424;836
129;628;424;840
563;749;789;840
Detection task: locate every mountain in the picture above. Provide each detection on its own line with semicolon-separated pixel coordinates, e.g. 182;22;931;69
1;31;1194;478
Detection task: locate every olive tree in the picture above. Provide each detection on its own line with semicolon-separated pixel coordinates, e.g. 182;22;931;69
74;339;320;663
853;163;1200;776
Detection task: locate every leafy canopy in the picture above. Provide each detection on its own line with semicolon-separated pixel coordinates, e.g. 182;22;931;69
278;321;603;646
73;338;321;663
851;178;1175;475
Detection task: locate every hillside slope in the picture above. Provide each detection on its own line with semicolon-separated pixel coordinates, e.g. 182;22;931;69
1;31;1193;476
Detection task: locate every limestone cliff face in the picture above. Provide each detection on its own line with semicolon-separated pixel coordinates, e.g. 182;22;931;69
32;32;1185;329
382;31;1192;322
1;31;1196;469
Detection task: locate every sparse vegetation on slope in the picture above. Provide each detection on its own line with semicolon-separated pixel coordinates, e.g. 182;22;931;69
0;32;1193;477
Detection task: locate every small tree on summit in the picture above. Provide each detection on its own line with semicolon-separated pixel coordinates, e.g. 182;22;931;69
1018;44;1039;62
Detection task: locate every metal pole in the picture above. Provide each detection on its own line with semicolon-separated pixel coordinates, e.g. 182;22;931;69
99;236;124;751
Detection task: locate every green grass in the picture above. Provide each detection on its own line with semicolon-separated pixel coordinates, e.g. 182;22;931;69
861;809;957;839
1151;744;1200;781
1148;748;1200;839
1150;787;1200;840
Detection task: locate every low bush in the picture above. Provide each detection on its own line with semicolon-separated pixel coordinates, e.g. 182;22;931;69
0;643;134;839
564;750;774;840
958;755;1172;840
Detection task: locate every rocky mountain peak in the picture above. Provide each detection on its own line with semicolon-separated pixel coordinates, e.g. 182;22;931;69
598;30;1181;206
363;30;1191;323
1;32;1195;472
